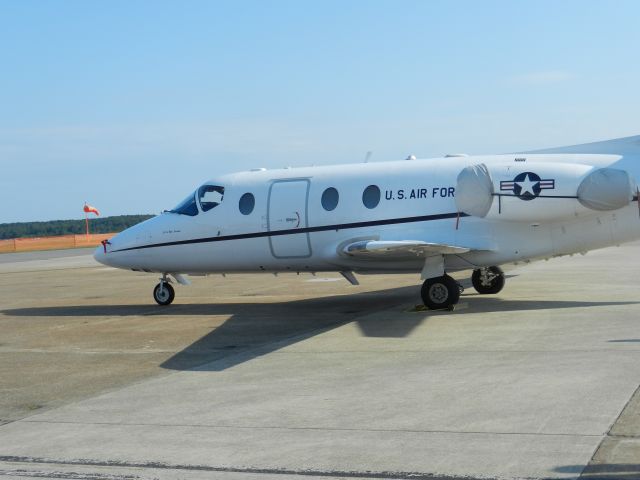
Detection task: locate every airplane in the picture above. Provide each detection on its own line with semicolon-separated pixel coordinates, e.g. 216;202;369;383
94;135;640;310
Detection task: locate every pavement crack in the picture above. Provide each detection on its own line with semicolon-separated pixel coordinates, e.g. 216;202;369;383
18;419;602;437
0;456;509;480
0;468;141;479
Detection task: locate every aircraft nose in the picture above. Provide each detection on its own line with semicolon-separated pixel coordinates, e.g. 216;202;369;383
91;226;146;270
93;244;111;266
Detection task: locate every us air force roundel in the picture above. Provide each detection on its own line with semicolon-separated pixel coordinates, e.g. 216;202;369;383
500;172;555;201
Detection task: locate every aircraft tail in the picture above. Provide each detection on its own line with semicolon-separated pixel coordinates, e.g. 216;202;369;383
521;135;640;156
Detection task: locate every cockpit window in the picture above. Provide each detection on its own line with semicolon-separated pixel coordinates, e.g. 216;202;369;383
169;193;199;216
198;185;225;212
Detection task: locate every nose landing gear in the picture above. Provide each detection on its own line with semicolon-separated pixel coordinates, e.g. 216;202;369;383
153;276;175;306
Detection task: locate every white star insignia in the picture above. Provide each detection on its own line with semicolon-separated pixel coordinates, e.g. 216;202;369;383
516;174;539;196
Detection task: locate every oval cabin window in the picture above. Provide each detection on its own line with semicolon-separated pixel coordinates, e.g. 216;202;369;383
239;193;255;215
362;185;381;209
321;187;339;211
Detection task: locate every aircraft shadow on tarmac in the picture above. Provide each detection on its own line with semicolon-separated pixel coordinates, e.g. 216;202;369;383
3;286;639;372
555;463;640;479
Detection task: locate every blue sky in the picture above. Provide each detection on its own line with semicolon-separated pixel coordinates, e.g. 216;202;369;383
1;0;639;222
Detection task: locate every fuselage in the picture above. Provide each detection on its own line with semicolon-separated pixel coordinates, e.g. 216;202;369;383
95;152;640;275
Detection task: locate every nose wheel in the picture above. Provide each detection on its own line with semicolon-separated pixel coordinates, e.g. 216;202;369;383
153;281;175;306
421;275;460;310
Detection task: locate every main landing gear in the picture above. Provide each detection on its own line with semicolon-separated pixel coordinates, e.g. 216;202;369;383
153;276;175;306
420;266;506;310
471;266;505;295
421;275;461;310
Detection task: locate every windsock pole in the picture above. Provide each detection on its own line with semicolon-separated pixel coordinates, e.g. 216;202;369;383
85;211;89;237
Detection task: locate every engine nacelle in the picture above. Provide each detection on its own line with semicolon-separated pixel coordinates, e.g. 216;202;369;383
456;162;635;223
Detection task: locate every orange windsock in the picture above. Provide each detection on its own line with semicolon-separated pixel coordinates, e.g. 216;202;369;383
84;204;100;216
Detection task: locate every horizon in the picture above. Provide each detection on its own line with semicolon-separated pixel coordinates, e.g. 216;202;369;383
0;213;154;226
2;0;640;223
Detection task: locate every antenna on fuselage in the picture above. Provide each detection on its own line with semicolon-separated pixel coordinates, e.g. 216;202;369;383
364;151;372;163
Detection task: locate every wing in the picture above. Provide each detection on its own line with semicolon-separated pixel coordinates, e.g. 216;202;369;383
342;240;472;258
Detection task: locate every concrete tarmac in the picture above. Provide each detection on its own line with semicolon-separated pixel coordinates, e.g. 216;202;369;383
0;244;639;479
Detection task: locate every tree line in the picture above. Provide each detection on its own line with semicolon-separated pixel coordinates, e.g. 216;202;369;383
0;215;154;240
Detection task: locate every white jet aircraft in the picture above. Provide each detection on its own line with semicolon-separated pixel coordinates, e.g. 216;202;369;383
95;135;640;310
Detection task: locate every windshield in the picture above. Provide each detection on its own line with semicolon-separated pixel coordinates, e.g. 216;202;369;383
169;192;199;216
198;185;225;212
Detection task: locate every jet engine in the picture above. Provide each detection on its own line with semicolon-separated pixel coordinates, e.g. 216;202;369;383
455;162;635;222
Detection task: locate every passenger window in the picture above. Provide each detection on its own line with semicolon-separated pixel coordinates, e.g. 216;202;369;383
198;185;225;212
239;193;255;215
169;193;198;216
321;187;339;211
362;185;381;209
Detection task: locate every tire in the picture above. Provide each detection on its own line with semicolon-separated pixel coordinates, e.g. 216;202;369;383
153;282;175;306
471;266;505;294
421;275;460;310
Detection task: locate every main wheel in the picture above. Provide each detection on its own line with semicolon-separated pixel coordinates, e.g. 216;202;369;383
421;275;460;310
471;266;505;294
153;282;175;306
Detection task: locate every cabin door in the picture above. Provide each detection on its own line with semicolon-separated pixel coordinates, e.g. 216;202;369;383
268;180;312;258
